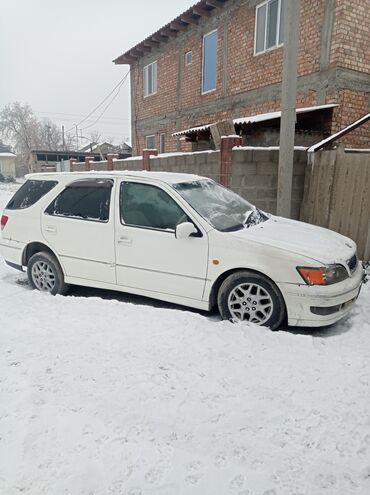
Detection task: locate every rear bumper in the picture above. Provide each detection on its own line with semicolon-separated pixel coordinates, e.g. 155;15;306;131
278;263;365;327
0;239;24;267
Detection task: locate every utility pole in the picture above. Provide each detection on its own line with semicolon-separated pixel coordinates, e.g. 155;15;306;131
75;124;79;151
62;125;66;151
277;0;301;218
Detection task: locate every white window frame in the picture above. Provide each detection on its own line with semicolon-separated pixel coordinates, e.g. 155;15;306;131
201;29;218;95
145;134;156;150
254;0;284;56
143;61;157;97
159;133;165;154
185;50;193;66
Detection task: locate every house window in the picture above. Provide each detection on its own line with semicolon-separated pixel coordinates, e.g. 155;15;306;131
255;0;285;55
160;133;165;154
185;51;192;65
145;135;156;150
143;61;157;97
202;30;218;94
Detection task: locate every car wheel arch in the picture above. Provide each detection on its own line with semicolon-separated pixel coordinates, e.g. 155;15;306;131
208;267;286;312
22;241;62;269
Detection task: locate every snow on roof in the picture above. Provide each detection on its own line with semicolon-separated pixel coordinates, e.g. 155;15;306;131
233;145;309;151
0;152;16;158
173;104;338;137
308;112;370;153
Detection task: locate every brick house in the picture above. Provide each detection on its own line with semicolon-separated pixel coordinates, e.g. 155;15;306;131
114;0;370;155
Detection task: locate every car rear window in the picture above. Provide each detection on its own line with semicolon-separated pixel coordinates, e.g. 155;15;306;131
6;180;58;210
45;179;113;222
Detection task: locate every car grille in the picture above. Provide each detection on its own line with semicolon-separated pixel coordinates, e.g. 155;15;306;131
347;254;358;274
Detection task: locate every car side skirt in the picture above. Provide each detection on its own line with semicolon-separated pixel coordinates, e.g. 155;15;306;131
64;275;210;311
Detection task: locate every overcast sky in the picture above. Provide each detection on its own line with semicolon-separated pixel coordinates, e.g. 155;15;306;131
0;0;194;145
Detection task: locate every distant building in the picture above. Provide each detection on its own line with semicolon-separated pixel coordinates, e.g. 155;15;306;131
30;144;132;173
114;0;370;154
79;141;132;157
0;143;16;178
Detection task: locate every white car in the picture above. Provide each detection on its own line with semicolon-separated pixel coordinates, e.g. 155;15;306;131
0;171;366;330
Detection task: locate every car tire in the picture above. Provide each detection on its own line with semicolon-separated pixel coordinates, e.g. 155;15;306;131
27;251;69;296
217;270;286;330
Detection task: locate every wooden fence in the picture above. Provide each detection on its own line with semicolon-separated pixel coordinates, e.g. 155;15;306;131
300;147;370;261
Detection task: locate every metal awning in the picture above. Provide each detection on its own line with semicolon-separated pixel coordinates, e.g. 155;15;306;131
308;112;370;152
173;104;338;137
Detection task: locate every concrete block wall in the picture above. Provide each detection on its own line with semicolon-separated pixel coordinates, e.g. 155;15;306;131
230;149;307;219
112;158;143;171
75;149;307;220
90;161;108;171
150;151;220;182
72;163;86;172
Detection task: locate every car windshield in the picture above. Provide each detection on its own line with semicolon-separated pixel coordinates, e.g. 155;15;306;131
172;179;268;232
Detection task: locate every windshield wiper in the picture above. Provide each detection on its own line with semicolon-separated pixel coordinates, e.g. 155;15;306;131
244;207;269;228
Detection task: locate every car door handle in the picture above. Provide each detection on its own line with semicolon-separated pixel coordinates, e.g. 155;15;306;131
118;236;132;246
45;226;57;233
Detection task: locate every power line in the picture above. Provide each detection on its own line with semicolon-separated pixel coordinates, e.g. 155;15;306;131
34;110;130;124
65;70;130;133
80;73;129;132
37;115;130;125
35;110;129;122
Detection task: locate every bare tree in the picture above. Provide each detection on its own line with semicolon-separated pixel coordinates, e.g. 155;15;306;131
88;130;102;144
0;103;40;157
0;102;64;171
39;119;62;150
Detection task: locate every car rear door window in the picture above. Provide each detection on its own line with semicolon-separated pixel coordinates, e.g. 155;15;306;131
120;182;187;231
45;179;113;222
6;180;58;210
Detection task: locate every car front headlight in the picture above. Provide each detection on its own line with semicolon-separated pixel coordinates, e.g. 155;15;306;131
297;264;349;286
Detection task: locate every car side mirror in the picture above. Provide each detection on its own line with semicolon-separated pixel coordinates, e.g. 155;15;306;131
175;222;198;239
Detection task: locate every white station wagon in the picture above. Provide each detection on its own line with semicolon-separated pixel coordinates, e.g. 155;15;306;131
0;171;366;330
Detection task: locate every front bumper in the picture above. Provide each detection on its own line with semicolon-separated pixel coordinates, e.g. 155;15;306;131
278;262;365;327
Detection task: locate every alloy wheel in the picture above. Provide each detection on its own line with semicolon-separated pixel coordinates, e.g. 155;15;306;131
228;282;273;324
31;261;56;292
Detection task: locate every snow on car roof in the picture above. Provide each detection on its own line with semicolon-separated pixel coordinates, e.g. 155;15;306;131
25;170;205;185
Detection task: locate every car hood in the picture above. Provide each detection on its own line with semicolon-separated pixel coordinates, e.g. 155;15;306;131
230;216;356;265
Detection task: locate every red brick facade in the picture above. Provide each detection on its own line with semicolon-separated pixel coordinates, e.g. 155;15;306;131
119;0;370;155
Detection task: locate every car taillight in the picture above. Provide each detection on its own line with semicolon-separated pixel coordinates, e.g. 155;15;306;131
1;215;8;230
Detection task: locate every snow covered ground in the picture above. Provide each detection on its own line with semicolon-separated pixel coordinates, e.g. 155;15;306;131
1;182;370;495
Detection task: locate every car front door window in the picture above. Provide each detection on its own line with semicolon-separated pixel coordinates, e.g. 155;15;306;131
120;182;188;231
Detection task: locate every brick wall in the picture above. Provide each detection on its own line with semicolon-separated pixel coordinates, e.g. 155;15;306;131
126;0;370;154
331;0;370;74
332;90;370;147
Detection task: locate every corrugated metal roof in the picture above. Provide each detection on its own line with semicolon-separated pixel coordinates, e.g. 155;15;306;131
173;104;338;137
308;112;370;153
